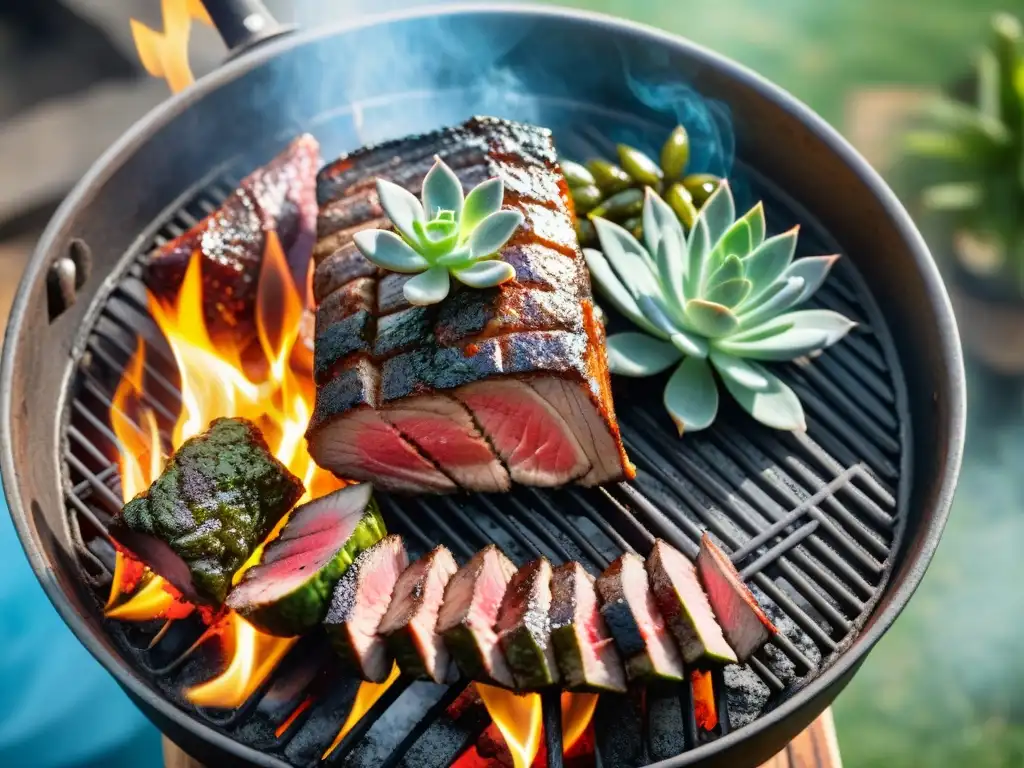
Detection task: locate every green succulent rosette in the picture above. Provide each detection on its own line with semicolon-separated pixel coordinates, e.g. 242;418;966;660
354;157;524;306
586;182;856;434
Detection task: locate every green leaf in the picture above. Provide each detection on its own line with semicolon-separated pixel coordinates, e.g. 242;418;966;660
593;217;661;299
708;349;769;391
779;255;839;306
705;254;744;293
731;309;856;347
705;277;752;308
716;328;831;361
684;217;711;299
642;188;685;260
663;356;719;434
469;210;523;259
684;298;740;338
352;230;429;273
924;98;1011;144
743;202;766;249
422;158;464;219
921;183;983;211
710;220;752;267
903;131;971;161
742;227;799;297
670;331;710;359
736;276;805;329
403;265;451;305
460;178;505;237
451;259;516;288
638;294;687;338
977;48;1000;122
376;179;425;245
697;178;736;246
584;248;667;339
718;360;806;431
654;219;688;318
435;246;474;268
606;333;683;377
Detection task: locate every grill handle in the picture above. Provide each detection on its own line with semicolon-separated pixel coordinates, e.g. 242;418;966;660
202;0;294;53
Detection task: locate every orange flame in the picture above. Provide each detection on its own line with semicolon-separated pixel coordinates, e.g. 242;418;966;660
106;230;340;708
476;684;543;768
130;0;213;94
560;692;599;753
691;669;719;731
187;613;296;708
322;663;402;759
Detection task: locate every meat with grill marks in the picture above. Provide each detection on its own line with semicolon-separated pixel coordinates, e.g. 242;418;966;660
306;117;633;494
145;135;320;365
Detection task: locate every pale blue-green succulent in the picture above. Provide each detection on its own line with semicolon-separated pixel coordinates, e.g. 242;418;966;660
353;157;523;306
585;182;855;434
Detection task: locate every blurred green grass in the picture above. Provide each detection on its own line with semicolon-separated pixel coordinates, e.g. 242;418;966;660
531;1;1024;765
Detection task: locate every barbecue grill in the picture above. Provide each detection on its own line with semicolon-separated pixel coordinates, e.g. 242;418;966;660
0;3;965;767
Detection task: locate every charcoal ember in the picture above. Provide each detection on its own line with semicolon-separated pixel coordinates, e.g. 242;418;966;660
724;665;772;730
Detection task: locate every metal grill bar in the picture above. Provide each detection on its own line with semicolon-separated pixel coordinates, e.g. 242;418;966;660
58;159;908;767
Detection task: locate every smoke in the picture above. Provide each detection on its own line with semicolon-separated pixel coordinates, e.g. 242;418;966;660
267;1;739;191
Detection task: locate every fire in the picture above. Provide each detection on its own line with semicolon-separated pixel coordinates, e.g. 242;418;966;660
691;669;719;731
476;684;543;768
105;229;340;708
186;613;296;708
560;692;598;752
130;0;212;94
322;663;402;759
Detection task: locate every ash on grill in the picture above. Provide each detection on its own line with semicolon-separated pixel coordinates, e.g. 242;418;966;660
67;152;902;766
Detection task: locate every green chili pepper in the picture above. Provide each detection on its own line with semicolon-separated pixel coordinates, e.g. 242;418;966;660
589;188;645;221
586;159;633;195
571;184;603;214
575;218;597;246
683;174;721;206
660;125;690;181
617;144;663;189
561;159;596;188
666;183;699;230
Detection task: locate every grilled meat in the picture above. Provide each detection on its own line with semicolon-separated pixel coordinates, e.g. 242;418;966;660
646;540;737;666
145;135;319;361
496;557;560;689
697;534;778;663
112;417;304;606
437;545;517;687
378;545;459;683
596;553;685;683
324;535;408;682
225;484;385;636
550;562;627;693
307;116;632;493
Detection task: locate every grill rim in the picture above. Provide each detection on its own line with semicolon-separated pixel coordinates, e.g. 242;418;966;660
0;4;966;767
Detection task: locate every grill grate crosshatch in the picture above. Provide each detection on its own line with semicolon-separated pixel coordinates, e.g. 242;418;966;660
61;159;907;767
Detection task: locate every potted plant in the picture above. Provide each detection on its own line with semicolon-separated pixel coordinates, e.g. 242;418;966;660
903;13;1024;374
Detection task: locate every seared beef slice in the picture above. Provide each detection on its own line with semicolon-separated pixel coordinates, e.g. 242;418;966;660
307;117;632;493
145;135;320;359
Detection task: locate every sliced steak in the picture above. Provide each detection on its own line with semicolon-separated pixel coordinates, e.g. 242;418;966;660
324;535;409;682
308;116;633;494
496;558;560;689
455;380;590;487
550;562;626;693
379;545;459;684
697;534;778;663
596;553;685;683
112;417;304;606
382;395;511;493
437;545;517;687
225;484;386;636
145;135;319;358
646;540;737;665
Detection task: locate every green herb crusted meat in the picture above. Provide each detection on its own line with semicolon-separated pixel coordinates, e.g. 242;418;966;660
114;417;305;605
